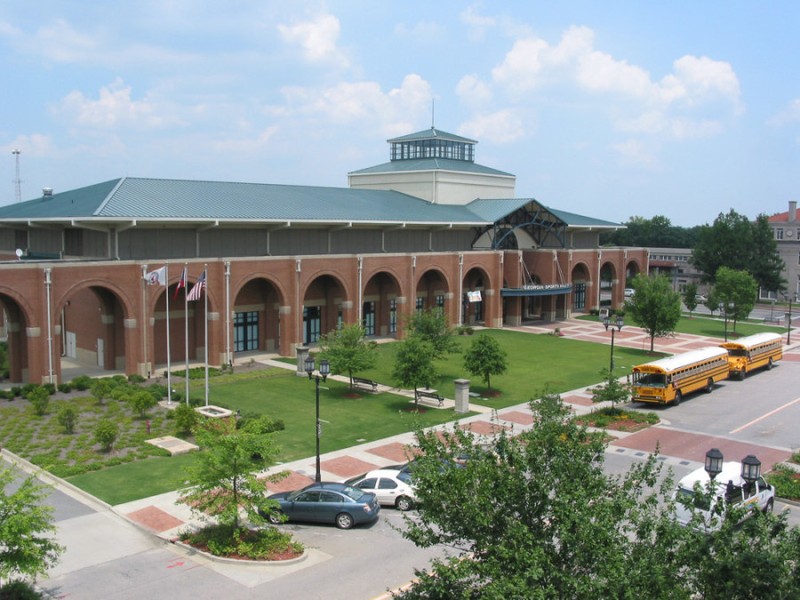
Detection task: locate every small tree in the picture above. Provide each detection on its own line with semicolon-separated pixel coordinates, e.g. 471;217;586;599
713;266;758;334
0;467;64;583
56;402;78;434
625;274;682;352
393;336;437;407
406;309;458;358
318;323;378;389
173;403;198;436
129;390;158;418
26;386;50;416
590;369;631;409
91;378;115;406
463;333;507;390
93;418;119;452
683;282;699;316
179;418;282;530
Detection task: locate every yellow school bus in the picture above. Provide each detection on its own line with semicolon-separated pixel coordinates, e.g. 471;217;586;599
631;347;730;406
720;332;783;380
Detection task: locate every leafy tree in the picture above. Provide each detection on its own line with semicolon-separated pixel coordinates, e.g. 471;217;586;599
129;390;158;418
406;309;458;358
590;369;631;408
601;215;699;248
393;336;437;407
318;323;377;389
397;392;684;598
93;418;119;452
682;282;699;315
713;267;758;334
462;333;507;390
178;418;282;530
691;209;785;293
90;378;115;406
624;274;682;352
0;467;64;583
26;387;49;417
56;403;78;434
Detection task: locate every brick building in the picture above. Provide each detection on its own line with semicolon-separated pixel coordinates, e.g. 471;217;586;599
0;127;647;384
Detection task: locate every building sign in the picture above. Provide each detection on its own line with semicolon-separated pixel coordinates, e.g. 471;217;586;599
467;290;482;302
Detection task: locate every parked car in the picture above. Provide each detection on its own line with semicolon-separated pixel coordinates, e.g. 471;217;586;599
695;294;708;303
624;288;635;298
346;469;418;511
673;462;775;531
261;482;380;529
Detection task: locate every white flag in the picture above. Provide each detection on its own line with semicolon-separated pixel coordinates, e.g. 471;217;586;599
145;266;166;286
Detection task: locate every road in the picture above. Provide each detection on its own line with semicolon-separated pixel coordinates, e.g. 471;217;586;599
20;360;800;599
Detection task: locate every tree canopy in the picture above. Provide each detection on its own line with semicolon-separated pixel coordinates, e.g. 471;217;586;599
691;210;785;292
624;274;682;352
462;333;508;390
396;393;800;599
393;336;437;405
406;309;458;358
600;215;699;248
318;323;377;388
713;267;758;333
0;467;64;583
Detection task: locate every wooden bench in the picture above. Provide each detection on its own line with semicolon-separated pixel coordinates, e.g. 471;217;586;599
351;376;378;393
415;389;444;408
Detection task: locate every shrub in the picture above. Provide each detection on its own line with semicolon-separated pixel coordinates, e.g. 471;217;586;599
9;386;21;398
241;414;285;434
27;387;50;416
127;373;146;384
765;465;800;501
57;403;78;434
57;383;72;393
0;579;44;599
93;419;119;452
173;403;198;436
180;523;303;561
70;375;92;391
129;390;158;418
42;383;56;395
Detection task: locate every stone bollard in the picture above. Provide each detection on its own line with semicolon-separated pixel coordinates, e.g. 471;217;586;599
296;346;310;377
454;378;470;414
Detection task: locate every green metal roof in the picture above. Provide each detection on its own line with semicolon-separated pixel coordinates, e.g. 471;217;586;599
387;127;478;144
0;177;488;226
349;158;513;177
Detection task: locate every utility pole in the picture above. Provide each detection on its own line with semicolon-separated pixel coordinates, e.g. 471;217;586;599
12;149;22;202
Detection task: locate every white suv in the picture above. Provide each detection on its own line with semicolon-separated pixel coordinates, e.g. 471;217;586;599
673;461;775;531
346;469;418;511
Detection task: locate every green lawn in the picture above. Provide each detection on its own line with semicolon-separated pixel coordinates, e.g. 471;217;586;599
578;314;784;339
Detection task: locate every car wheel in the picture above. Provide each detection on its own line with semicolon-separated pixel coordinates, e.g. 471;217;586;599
673;390;682;406
764;498;774;514
266;511;283;525
705;378;714;393
739;370;746;381
396;495;414;511
767;358;774;370
335;512;355;529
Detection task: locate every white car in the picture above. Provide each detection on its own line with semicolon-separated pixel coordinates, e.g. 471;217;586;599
624;288;635;298
346;469;418;511
673;461;775;531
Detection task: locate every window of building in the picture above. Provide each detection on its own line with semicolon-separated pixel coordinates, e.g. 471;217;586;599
362;301;375;336
389;299;397;334
233;311;259;352
776;228;784;240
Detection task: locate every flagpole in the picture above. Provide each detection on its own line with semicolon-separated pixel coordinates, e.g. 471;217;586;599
204;264;209;407
166;264;172;404
184;264;190;405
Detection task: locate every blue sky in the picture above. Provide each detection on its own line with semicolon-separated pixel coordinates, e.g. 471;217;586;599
1;1;798;226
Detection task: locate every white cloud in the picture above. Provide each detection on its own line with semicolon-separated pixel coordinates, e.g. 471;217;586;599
611;139;659;169
459;109;526;144
55;79;169;129
1;134;54;157
768;98;800;126
277;74;432;132
456;74;493;108
278;12;349;68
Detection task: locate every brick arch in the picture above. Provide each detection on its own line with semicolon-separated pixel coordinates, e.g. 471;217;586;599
230;275;288;355
362;269;403;338
301;271;351;344
0;290;34;383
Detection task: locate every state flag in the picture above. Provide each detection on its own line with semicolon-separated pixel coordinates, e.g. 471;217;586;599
174;267;187;300
144;266;166;286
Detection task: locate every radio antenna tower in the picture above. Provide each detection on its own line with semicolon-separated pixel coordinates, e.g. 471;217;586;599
12;149;22;202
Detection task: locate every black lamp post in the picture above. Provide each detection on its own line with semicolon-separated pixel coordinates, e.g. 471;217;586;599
785;293;795;345
304;355;330;482
602;314;624;372
704;448;724;481
741;454;761;493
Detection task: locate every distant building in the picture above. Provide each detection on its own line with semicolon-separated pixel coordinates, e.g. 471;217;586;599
767;200;800;301
646;248;704;295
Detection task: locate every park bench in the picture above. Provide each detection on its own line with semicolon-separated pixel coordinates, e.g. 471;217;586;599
351;376;378;393
415;389;444;408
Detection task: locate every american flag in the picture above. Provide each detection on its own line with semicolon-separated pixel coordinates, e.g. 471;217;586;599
187;270;206;301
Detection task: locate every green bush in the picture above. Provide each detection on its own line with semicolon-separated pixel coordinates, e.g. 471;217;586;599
27;387;50;416
0;579;44;599
57;383;72;393
127;373;146;384
93;419;119;452
180;523;303;560
57;403;78;434
70;375;92;391
766;465;800;501
173;403;198;436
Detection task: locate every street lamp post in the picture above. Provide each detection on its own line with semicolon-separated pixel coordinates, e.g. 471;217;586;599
741;454;762;495
304;355;330;482
784;293;795;345
602;314;624;372
704;448;724;482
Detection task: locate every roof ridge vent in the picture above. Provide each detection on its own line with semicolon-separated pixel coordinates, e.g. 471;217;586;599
42;187;53;198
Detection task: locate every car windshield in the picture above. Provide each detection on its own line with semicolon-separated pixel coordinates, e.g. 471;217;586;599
677;487;711;511
340;485;367;501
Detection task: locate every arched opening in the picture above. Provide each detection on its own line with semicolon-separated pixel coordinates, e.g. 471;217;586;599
462;267;490;325
303;274;348;344
415;269;449;319
362;271;402;337
232;277;286;355
0;297;30;384
571;264;591;312
599;262;616;308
